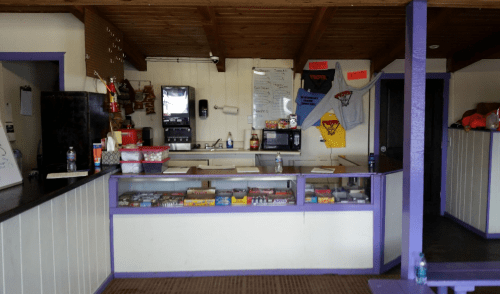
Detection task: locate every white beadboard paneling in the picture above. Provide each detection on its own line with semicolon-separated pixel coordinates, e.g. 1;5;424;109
53;194;70;294
39;200;56;294
0;223;3;294
87;181;99;292
20;207;41;294
480;132;490;232
76;187;86;294
196;63;211;142
237;59;254;142
384;172;403;264
209;65;227;142
3;216;22;294
225;59;239;141
464;131;474;225
470;131;482;230
113;212;373;272
489;133;500;233
445;129;454;214
66;190;80;294
103;174;111;277
459;130;466;221
81;184;91;293
95;177;107;283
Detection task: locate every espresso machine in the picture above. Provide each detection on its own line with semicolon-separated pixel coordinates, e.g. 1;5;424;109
162;86;196;150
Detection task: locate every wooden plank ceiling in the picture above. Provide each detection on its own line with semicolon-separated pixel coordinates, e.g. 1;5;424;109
2;3;500;72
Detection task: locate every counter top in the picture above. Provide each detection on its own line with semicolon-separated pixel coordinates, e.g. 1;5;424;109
0;165;119;223
169;149;301;155
112;165;378;178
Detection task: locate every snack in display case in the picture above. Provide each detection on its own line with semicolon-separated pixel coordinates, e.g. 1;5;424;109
274;188;293;195
215;189;233;206
267;194;295;205
118;192;135;207
317;194;335;204
305;192;317;203
251;195;268;205
231;188;248;205
248;187;275;195
185;188;216;206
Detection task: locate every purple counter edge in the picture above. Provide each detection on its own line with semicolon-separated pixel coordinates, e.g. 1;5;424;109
0;52;65;91
113;268;377;279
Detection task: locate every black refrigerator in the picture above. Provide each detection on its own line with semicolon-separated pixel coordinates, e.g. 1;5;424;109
41;91;109;173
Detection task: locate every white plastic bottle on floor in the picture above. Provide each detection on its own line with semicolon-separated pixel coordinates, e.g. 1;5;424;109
415;252;427;284
275;152;283;173
67;146;77;172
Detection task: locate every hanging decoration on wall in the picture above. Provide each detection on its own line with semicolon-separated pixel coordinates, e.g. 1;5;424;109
143;85;156;115
317;112;346;148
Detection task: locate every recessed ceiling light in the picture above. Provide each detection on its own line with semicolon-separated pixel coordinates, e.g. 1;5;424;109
429;45;440;49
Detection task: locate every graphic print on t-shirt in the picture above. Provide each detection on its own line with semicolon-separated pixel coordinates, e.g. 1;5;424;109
335;90;353;107
295;88;325;126
302;69;335;94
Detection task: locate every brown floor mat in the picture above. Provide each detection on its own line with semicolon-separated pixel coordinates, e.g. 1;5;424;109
102;274;400;294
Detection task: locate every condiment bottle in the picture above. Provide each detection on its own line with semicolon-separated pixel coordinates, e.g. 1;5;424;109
250;133;259;150
226;132;233;149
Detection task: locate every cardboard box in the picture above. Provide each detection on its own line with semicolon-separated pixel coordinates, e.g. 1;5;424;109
231;195;248;206
185;189;216;206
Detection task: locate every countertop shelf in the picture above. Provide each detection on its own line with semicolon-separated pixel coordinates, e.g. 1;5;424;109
169;149;301;155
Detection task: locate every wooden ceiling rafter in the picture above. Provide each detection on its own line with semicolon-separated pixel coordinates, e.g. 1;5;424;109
447;30;500;72
197;6;226;72
370;7;454;73
293;7;337;74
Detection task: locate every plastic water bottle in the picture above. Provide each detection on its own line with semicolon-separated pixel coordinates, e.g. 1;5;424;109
226;132;233;149
275;152;283;173
368;153;375;171
415;252;428;285
67;146;77;172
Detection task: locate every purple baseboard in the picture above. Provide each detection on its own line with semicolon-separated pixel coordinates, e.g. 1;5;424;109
444;212;500;239
113;268;377;278
94;273;114;294
381;256;401;273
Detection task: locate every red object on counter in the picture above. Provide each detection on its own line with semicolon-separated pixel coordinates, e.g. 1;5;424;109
120;129;143;145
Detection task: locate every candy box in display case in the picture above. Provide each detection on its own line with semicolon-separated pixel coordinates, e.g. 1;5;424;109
185;188;216;206
305;192;317;203
215;189;233;206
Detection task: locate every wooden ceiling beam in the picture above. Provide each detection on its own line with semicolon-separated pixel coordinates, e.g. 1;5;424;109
370;7;454;73
197;6;225;72
3;1;500;9
293;7;336;74
447;30;500;72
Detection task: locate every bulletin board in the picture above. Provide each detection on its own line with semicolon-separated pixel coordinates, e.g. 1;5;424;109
0;123;22;190
252;68;293;129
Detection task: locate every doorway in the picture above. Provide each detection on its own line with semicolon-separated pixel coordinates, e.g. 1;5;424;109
375;73;450;215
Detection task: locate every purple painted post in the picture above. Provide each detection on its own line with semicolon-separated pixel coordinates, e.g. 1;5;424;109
402;0;427;280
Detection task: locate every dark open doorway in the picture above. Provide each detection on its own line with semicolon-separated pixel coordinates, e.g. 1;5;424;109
375;73;450;216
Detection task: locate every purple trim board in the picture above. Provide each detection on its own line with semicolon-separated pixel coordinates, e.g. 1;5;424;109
381;257;402;274
0;52;65;91
113;268;377;279
402;0;427;280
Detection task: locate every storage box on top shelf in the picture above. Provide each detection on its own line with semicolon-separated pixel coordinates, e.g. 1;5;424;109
141;146;170;162
142;158;170;174
120;147;143;161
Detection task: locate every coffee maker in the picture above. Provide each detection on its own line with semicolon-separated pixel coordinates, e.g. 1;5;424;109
162;86;196;150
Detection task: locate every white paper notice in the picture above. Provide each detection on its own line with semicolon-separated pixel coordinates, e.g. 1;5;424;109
20;89;32;116
252;68;293;129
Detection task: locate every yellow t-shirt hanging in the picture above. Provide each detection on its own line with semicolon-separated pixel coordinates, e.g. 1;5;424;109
316;112;346;148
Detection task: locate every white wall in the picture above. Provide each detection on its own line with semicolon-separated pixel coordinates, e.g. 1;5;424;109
0;61;59;177
0;13;106;94
125;59;376;164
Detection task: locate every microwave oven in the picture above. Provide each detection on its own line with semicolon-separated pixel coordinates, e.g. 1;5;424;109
261;129;301;151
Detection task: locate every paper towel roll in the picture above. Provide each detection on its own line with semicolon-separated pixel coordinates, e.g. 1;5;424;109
244;129;252;150
222;106;238;114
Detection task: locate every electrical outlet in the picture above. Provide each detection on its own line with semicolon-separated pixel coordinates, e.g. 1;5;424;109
247;115;253;124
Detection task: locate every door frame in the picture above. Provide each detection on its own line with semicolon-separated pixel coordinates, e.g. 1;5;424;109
374;72;450;215
0;52;65;91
